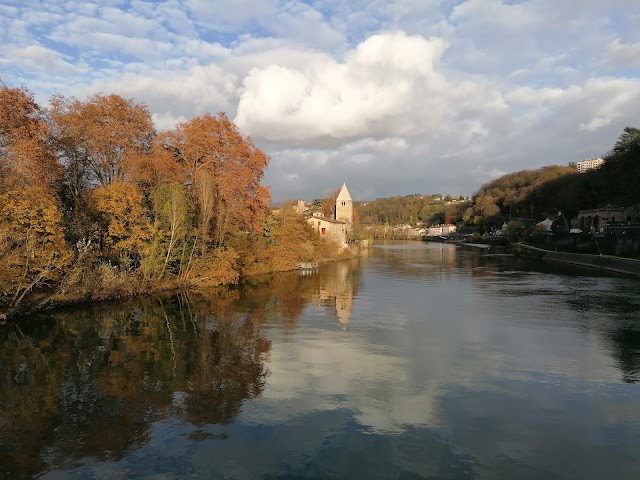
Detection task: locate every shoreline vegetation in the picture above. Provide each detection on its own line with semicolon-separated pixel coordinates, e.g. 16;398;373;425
2;75;638;319
0;80;365;320
353;126;640;259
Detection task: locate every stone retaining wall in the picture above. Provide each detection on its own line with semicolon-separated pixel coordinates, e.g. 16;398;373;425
515;243;640;278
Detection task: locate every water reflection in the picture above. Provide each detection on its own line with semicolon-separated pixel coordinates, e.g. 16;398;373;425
2;243;640;479
0;294;270;478
308;259;362;326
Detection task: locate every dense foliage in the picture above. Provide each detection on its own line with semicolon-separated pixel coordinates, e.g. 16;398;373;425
463;166;577;227
356;194;469;226
0;80;350;314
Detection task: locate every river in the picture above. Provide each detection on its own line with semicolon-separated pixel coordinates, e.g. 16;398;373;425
1;242;640;479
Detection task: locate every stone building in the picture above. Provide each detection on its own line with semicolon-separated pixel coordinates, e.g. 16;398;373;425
307;213;348;245
335;183;353;225
305;183;353;245
577;205;640;233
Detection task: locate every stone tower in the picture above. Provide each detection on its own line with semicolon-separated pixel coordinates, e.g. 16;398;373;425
335;183;353;225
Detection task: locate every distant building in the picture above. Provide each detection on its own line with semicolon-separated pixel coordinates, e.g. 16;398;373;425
308;217;348;245
335;183;353;225
426;224;457;236
536;217;554;232
575;157;604;173
576;204;640;233
293;199;306;214
304;183;353;245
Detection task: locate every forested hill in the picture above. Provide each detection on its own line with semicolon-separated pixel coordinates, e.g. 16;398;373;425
464;166;578;223
356;194;469;226
463;127;640;227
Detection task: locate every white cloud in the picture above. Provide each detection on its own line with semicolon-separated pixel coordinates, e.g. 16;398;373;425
235;32;507;148
1;0;640;200
0;44;84;75
185;0;280;32
606;39;640;68
579;117;612;133
81;63;239;128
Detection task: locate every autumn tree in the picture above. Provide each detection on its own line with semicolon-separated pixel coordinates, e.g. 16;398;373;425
91;182;153;264
0;81;61;190
321;188;340;218
0;185;71;308
49;93;155;190
146;182;193;278
125;142;185;193
160;113;270;247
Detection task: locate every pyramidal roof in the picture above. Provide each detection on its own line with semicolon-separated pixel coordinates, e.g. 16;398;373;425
336;183;352;202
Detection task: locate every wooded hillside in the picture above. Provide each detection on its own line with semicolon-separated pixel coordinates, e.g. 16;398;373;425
464;127;640;229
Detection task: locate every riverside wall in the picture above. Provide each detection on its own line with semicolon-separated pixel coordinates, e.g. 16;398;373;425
513;243;640;278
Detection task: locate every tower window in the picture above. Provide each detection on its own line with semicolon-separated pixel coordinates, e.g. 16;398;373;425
342;201;346;206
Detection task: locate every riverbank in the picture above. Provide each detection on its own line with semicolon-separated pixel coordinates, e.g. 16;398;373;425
513;243;640;278
1;242;368;320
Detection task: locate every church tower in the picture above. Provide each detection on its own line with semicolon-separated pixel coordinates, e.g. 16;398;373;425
335;183;353;225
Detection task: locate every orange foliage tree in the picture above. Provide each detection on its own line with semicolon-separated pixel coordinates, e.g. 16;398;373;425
49;93;155;188
160;113;270;247
0;81;61;190
147;182;193;278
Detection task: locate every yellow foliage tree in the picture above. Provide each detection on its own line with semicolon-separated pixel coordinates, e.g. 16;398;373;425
0;185;71;307
91;182;153;261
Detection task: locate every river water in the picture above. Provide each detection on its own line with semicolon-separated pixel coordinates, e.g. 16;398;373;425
2;242;640;479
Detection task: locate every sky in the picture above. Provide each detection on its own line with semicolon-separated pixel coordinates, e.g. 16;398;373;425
1;0;639;202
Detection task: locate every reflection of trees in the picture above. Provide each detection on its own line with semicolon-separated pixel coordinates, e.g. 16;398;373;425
371;242;459;280
236;256;365;327
239;271;311;324
0;293;270;478
0;258;366;477
606;324;640;383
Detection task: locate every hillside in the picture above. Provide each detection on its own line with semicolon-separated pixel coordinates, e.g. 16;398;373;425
465;127;640;227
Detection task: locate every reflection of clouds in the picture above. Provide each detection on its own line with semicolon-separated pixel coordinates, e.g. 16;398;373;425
27;244;640;478
261;330;441;433
259;243;631;440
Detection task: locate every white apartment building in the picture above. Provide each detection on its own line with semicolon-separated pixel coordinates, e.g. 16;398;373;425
426;224;457;236
575;157;604;173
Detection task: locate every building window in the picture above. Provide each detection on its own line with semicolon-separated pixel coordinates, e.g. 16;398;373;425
321;228;326;235
342;201;345;206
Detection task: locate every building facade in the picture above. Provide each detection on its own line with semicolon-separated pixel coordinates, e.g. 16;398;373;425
307;214;348;245
577;205;640;233
304;183;353;245
335;183;353;225
575;157;605;173
426;224;457;236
